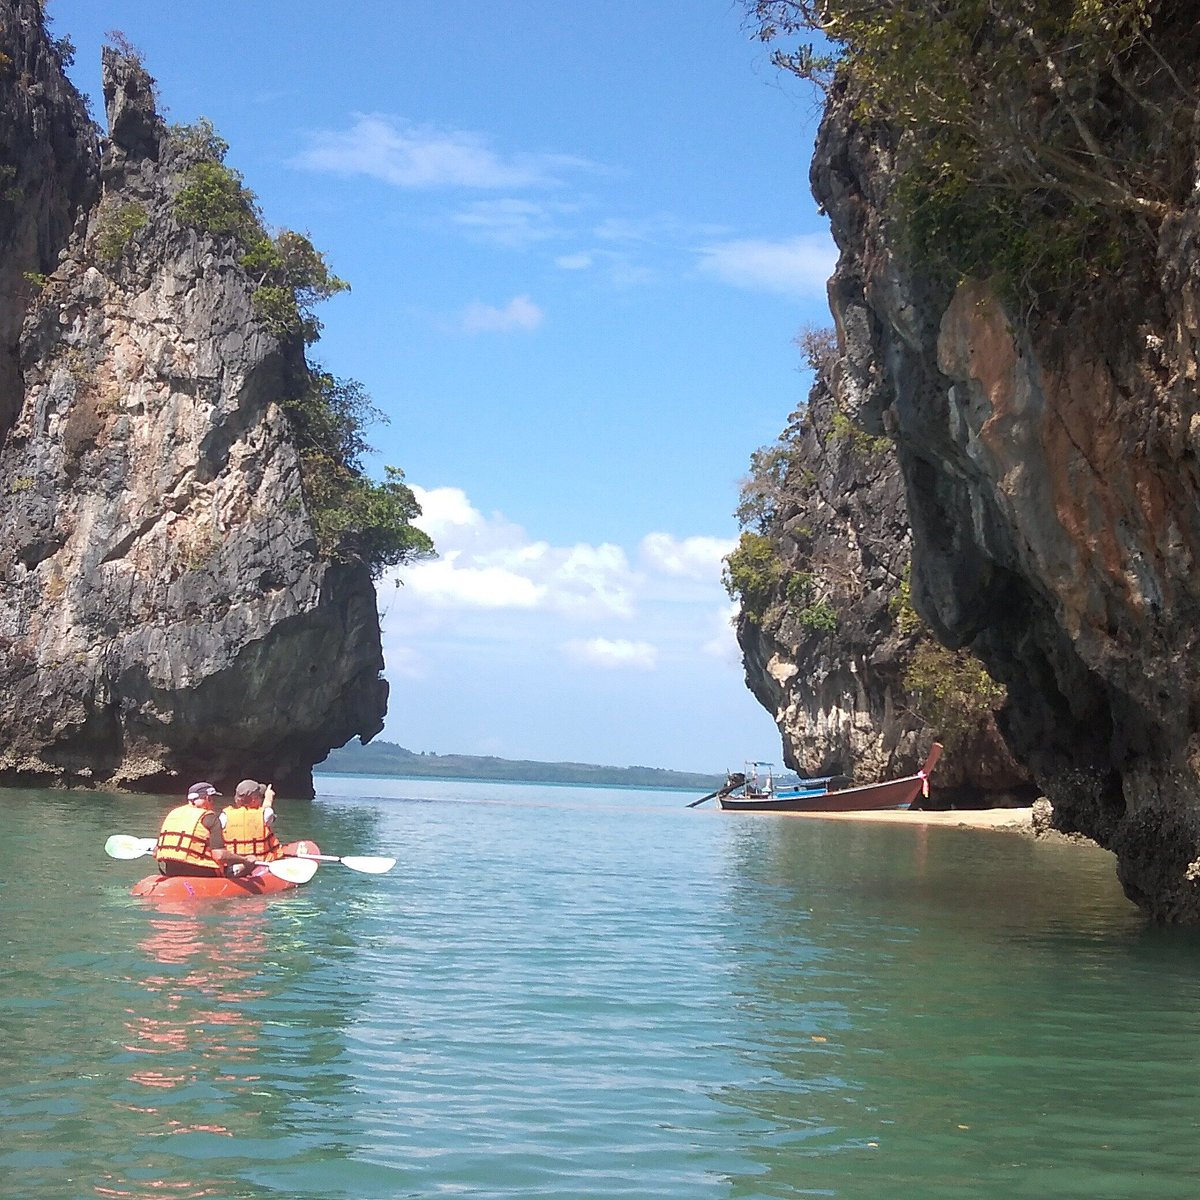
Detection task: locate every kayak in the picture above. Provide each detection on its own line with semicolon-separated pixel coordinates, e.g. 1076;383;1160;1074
130;840;321;900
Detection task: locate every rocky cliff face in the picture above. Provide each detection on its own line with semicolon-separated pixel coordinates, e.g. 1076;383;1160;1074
0;3;388;797
0;0;96;430
735;372;917;784
734;363;1031;804
777;26;1200;921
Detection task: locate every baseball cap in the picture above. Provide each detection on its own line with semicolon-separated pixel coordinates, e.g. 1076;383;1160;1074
235;779;264;798
187;782;221;801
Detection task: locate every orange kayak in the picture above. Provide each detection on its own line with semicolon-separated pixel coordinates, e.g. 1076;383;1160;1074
131;840;321;900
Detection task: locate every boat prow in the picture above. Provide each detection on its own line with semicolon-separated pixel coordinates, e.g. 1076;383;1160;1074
131;840;321;900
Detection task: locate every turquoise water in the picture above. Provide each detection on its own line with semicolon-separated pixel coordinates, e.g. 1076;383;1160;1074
2;775;1199;1199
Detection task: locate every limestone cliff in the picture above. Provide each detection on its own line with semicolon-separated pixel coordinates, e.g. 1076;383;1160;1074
734;366;1030;805
0;3;392;797
0;0;96;431
744;4;1200;921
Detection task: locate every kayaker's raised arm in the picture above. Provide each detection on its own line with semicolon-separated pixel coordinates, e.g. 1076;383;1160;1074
220;779;285;865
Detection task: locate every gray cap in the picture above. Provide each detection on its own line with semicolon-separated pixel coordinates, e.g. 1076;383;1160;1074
235;778;265;798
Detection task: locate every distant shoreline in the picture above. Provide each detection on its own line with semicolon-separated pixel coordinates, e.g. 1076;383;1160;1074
314;769;707;794
317;740;729;792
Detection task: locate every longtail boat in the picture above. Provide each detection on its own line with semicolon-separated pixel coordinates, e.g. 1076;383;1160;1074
714;744;942;813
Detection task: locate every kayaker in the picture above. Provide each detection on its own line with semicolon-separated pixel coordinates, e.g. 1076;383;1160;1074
221;779;284;862
156;781;258;878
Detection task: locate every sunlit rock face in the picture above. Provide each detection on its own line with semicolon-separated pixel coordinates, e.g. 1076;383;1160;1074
806;68;1200;921
0;4;386;796
734;369;1031;806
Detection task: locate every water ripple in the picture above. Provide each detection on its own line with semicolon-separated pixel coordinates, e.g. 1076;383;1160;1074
1;783;1199;1197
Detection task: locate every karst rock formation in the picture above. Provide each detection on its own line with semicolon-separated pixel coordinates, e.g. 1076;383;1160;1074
739;7;1200;922
0;2;388;796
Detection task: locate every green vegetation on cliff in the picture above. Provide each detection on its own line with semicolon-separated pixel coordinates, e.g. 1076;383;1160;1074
724;329;846;635
722;531;787;621
172;143;349;342
890;567;1007;751
748;1;1190;310
94;200;147;262
728;344;1006;754
166;113;433;578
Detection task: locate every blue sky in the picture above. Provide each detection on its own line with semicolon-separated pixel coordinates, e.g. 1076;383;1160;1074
50;1;835;773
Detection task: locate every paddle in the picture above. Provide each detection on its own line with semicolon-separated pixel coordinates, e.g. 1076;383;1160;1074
105;835;157;858
103;834;318;883
289;851;396;874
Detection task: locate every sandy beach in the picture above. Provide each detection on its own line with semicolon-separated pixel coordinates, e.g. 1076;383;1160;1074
781;806;1036;832
738;802;1111;851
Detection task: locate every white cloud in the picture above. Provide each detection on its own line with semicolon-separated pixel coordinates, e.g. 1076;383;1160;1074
640;532;736;580
411;485;486;539
405;555;546;609
460;295;544;335
398;487;633;618
552;543;635;617
452;198;571;248
562;637;659;671
552;246;656;288
555;251;594;270
397;504;733;632
701;602;744;664
378;487;771;765
695;233;837;297
293;113;593;190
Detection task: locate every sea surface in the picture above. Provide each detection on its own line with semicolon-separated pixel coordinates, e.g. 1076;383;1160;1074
2;775;1199;1199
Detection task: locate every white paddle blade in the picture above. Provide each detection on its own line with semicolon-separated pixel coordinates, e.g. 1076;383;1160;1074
340;856;396;874
263;857;319;884
105;835;156;859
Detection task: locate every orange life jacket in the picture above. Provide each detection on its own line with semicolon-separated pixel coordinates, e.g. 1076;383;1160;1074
222;805;283;861
157;804;218;870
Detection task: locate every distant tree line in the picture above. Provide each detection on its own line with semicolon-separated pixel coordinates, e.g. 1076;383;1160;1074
320;740;733;791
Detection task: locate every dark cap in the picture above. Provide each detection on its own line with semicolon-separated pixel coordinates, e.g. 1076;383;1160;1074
187;781;221;801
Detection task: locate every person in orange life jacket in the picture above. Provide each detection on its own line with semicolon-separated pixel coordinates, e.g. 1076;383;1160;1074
220;779;283;861
156;782;258;878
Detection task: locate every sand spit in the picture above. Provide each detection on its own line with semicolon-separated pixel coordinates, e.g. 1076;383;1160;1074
779;807;1035;831
777;803;1101;847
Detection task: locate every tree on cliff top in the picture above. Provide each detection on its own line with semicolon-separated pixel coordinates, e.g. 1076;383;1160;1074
165;111;434;579
285;372;434;578
746;0;1195;306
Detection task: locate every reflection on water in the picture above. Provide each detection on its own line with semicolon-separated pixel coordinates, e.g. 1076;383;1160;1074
123;912;269;1100
91;907;333;1198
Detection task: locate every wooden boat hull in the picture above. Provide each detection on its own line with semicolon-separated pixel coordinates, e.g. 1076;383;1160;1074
718;745;942;813
131;840;320;900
